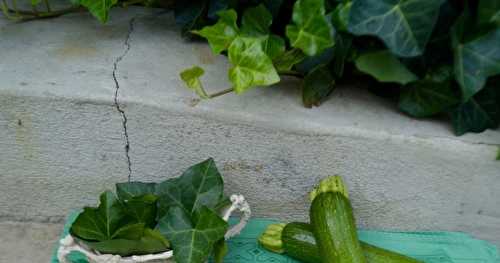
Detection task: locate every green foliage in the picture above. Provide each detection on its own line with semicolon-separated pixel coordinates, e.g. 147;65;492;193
241;4;272;35
228;37;280;93
451;82;500;135
286;0;335;56
116;182;156;201
180;0;500;135
273;49;307;72
241;5;286;59
70;159;231;262
213;239;229;263
331;2;351;32
122;194;158;228
180;66;209;99
399;80;459;118
77;0;117;23
192;10;239;54
84;228;170;257
4;0;499;135
155;158;225;217
156;206;228;263
478;0;500;26
452;26;500;101
71;191;125;241
354;51;417;84
302;65;335;107
348;0;445;57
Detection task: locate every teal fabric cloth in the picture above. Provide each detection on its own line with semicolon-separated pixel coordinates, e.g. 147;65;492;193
52;211;500;263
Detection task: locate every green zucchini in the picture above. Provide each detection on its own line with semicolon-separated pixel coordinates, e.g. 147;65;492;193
309;175;349;201
310;191;366;263
259;222;422;263
282;222;322;263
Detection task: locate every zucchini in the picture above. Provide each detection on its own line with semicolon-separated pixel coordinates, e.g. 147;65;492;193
309;175;349;201
310;191;366;263
259;222;422;263
362;242;423;263
282;222;322;263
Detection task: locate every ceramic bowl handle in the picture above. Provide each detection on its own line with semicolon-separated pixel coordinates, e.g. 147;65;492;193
222;194;252;240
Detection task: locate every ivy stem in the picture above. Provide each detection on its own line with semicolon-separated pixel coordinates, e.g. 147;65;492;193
1;0;23;20
31;4;38;15
208;88;234;98
43;0;51;12
11;0;19;16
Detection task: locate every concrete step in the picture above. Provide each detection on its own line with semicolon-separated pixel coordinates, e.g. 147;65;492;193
1;8;499;248
0;222;62;263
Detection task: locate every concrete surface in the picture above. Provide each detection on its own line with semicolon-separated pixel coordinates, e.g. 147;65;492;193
0;221;62;263
1;8;500;248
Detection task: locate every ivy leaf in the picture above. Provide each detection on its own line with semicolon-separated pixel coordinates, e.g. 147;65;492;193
155;178;183;219
354;50;418;84
425;65;454;83
111;223;145;240
180;66;210;99
213;239;229;263
175;0;208;35
241;4;273;35
78;0;118;23
296;47;335;74
331;2;352;32
286;0;335;56
331;33;353;78
70;191;125;241
348;0;445;57
116;182;156;201
451;82;500;135
302;65;336;108
31;0;41;6
84;228;170;257
399;80;460;118
240;5;285;60
261;35;286;60
156;206;228;263
272;48;307;72
228;37;280;93
122;194;158;228
478;0;500;26
262;0;285;19
156;158;225;217
208;0;234;19
193;9;239;54
452;26;500;101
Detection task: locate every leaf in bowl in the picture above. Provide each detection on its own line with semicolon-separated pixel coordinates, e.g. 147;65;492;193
156;158;226;218
70;191;126;241
83;228;170;257
116;182;156;201
156;206;228;263
122;194;158;228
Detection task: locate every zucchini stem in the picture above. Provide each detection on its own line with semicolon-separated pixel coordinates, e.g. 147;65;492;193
258;223;286;254
309;175;349;201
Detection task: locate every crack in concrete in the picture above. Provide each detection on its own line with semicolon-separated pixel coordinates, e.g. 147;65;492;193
113;17;135;182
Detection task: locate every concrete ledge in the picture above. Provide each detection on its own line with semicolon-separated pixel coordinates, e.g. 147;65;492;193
0;221;63;263
1;8;499;247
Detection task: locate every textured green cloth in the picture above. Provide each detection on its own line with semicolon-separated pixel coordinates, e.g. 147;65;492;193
52;211;500;263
